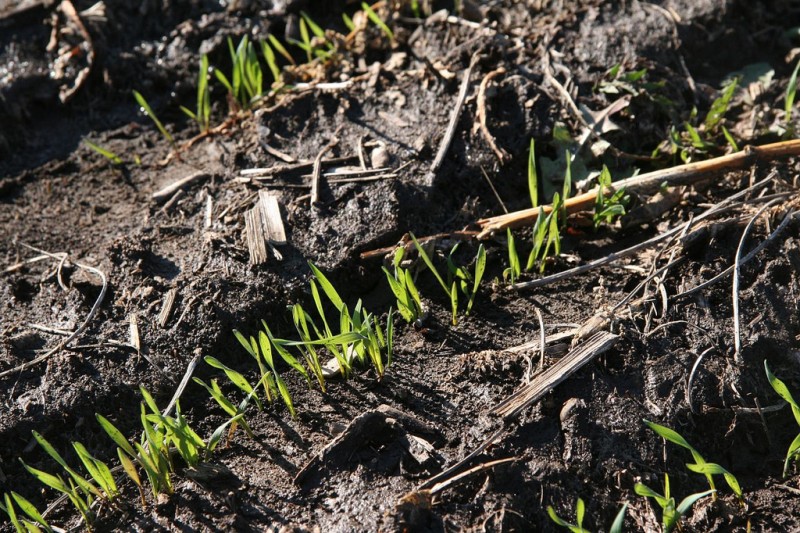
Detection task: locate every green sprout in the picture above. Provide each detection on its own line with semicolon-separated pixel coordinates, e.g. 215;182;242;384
785;59;800;124
384;248;423;323
180;54;211;133
547;499;628;533
528;138;539;207
593;165;628;228
215;36;264;112
764;361;800;477
288;12;334;63
0;492;51;533
95;414;147;507
84;140;123;165
644;420;742;501
361;2;394;41
547;498;587;533
635;474;714;533
664;78;739;162
410;233;450;299
132;90;175;147
504;228;521;284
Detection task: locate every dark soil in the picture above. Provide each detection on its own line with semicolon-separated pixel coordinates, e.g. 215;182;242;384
3;1;800;531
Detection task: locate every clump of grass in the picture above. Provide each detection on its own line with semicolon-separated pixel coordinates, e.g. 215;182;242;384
180;54;211;133
446;243;486;317
634;474;714;533
214;36;265;112
132;90;175;147
764;361;800;477
644;419;742;502
663;77;740;162
226;262;395;419
593;165;628;228
408;234;486;325
384;248;423;323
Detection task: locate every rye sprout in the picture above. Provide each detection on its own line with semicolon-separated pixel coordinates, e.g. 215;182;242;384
84;140;123;165
410;233;450;298
785;59;800;124
528;138;538;208
180;54;211;133
504;228;521;284
288;12;334;63
446;243;486;318
764;361;800;477
1;492;51;533
593;165;628;228
96;414;147;507
20;431;103;527
634;474;714;533
233;327;297;418
361;2;394;41
132;90;174;147
383;248;423;323
547;499;628;533
215;36;264;111
644;419;742;501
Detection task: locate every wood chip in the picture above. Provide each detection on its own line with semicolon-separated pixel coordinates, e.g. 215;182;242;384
129;313;140;359
491;331;620;420
245;208;269;265
158;288;177;328
258;190;287;245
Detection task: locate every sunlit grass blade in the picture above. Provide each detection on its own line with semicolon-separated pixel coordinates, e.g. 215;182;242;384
132;90;174;146
117;448;146;507
609;503;628;533
95;414;137;458
10;492;50;533
466;244;485;315
309;262;345;311
84;140;123;165
361;2;394;40
204;355;262;410
786;59;800;122
72;442;118;499
260;40;280;83
410;233;449;296
268;34;295;65
528;138;538;208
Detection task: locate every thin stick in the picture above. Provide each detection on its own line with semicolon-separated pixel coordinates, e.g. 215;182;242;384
152;171;208;203
511;178;776;291
535;308;546;374
686;347;714;414
429;457;517;495
675;208;797;300
0;247;107;378
162;351;201;416
476;139;800;238
480;165;508;213
424;61;474;184
475;67;508;164
310;132;341;206
418;427;506;490
732;199;780;362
